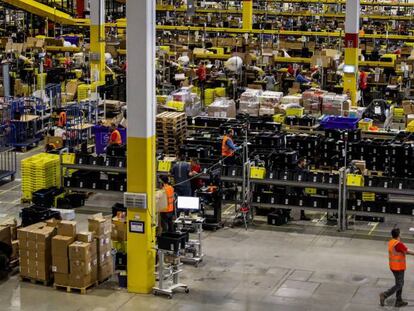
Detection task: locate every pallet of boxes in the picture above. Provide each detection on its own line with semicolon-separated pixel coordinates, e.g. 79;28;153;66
18;222;55;285
51;215;113;293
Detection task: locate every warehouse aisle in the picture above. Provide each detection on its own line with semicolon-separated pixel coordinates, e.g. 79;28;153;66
0;149;413;310
1;223;414;310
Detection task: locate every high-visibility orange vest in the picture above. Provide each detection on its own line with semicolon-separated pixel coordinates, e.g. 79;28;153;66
222;135;234;157
58;112;67;127
389;239;406;271
163;184;174;213
110;129;122;145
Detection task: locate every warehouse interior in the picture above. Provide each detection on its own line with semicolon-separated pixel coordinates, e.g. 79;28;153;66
0;0;413;310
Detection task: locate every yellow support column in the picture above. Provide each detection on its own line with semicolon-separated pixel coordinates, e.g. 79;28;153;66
126;0;156;294
343;0;360;107
90;0;106;85
242;0;253;30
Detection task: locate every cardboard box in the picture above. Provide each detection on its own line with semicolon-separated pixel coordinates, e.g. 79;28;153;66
111;218;127;242
54;272;69;286
52;256;69;274
69;268;97;288
0;225;11;246
77;232;93;243
26;240;49;252
28;226;55;243
70;258;97;275
88;215;111;237
52;235;75;257
17;222;46;242
57;221;77;237
98;259;113;283
69;241;97;261
0;217;17;240
402;101;414;115
11;240;19;259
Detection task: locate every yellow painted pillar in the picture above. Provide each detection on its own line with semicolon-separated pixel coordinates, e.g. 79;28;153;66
126;0;157;294
90;0;106;85
242;0;253;30
343;0;360;107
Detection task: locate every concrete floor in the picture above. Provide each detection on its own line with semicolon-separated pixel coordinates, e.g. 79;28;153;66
1;148;414;310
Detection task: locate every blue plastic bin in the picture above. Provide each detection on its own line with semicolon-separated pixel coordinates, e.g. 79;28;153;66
320;116;360;130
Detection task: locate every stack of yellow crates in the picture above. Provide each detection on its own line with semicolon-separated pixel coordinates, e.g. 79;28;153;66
77;84;91;100
36;73;47;90
204;88;215;106
215;87;226;98
21;153;61;201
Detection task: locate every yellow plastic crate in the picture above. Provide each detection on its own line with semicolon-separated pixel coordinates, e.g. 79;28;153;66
346;174;364;186
166;101;185;111
158;160;173;172
159;46;170;53
112;241;127;253
393;107;404;117
204;88;215;106
305;188;317;195
286;107;304;117
215;87;226;98
36;73;47;90
78;84;91;100
362;192;375;202
250;167;266;179
156;95;168;105
406;120;414;132
358;118;373;131
273;114;285;123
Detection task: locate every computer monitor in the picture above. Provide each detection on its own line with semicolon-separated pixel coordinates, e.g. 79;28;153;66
177;196;200;211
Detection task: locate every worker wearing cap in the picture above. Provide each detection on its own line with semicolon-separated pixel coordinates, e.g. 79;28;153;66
222;129;239;166
159;175;175;233
380;228;414;308
108;123;122;146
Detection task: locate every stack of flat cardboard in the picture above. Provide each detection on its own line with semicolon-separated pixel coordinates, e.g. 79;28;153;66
88;214;113;282
18;223;56;283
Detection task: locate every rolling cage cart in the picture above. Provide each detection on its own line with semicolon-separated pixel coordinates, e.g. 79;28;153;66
8;97;50;151
0;147;16;182
64;103;95;151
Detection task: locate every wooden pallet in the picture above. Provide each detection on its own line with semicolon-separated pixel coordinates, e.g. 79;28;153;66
53;282;98;294
20;276;51;286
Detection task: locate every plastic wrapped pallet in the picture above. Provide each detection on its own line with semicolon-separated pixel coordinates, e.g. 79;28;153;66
259;91;283;108
207;98;236;118
302;89;327;114
280;95;302;106
239;89;261;116
322;94;349;115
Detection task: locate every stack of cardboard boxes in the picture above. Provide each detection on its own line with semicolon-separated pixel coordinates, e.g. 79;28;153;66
88;214;113;283
17;222;56;283
68;240;98;288
51;220;100;289
0;218;18;261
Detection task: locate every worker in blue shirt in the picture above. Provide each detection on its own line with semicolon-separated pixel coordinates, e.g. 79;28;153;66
295;69;310;84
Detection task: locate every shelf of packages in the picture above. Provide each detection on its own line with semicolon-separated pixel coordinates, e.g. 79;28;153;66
347;186;414;196
156;6;414;21
44;46;81;53
65;186;124;196
251;203;332;213
61;163;126;174
158;1;414;9
156;25;414;42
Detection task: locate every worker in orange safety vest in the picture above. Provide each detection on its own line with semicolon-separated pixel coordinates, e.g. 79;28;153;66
380;228;414;308
222;129;239;166
108;123;122;146
159;175;175;233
